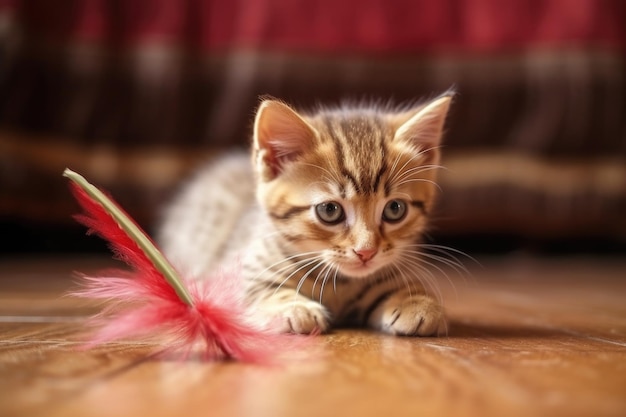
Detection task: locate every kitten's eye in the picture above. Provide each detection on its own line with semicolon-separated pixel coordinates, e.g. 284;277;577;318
315;202;345;225
382;199;407;223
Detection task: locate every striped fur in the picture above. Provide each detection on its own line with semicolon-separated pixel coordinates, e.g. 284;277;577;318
158;93;453;336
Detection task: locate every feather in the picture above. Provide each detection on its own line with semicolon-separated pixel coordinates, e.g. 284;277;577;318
64;169;305;362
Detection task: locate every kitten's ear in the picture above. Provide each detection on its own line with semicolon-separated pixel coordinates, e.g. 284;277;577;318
253;99;317;181
392;94;453;164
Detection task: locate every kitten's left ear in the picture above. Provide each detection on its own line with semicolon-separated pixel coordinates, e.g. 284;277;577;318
392;94;453;164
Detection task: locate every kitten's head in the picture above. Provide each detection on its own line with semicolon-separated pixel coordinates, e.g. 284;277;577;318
252;94;453;278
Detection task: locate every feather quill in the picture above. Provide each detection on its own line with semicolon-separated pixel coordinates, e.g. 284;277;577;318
64;168;303;362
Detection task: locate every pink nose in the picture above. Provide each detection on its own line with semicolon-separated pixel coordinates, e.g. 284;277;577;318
354;248;378;262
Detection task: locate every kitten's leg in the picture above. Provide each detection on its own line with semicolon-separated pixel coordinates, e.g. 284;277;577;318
250;288;330;334
367;288;444;336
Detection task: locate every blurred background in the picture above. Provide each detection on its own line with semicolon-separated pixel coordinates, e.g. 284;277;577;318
0;0;624;257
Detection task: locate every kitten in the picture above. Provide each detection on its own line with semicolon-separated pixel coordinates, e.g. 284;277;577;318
158;92;453;336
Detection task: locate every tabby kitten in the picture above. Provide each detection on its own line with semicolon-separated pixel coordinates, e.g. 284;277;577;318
158;92;453;336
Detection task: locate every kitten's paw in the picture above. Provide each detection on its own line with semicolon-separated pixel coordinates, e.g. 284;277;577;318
283;302;330;334
257;300;330;334
373;295;444;336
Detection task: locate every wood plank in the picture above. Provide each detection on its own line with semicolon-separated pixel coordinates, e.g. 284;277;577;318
40;330;626;417
0;324;155;417
0;256;151;417
0;256;625;417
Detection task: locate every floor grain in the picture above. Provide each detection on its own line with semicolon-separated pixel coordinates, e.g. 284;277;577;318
0;255;625;417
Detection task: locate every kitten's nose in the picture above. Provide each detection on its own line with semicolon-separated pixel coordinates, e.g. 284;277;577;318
354;248;378;262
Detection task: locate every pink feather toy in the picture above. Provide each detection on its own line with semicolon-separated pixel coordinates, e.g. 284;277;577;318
63;168;303;362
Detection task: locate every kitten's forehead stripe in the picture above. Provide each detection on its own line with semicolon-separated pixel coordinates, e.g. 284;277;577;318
320;114;388;195
322;116;361;194
373;141;388;194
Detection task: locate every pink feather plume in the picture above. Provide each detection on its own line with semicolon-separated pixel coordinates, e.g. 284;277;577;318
67;176;305;362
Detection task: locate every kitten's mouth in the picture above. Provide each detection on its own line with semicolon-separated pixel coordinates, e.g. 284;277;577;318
340;260;380;278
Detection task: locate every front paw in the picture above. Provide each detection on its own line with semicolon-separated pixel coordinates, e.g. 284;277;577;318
371;294;444;336
256;299;330;334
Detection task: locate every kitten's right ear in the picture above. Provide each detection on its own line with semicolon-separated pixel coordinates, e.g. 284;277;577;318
392;93;454;165
253;99;317;181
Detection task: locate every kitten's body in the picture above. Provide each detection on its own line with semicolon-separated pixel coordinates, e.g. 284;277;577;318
159;94;453;336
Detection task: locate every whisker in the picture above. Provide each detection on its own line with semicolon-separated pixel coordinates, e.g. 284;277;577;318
400;249;454;280
387;146;445;189
384;151;445;193
390;263;418;299
395;177;442;192
294;260;325;299
419;252;472;283
412;243;481;268
397;255;445;303
252;250;324;281
264;258;317;289
318;262;337;304
404;247;471;278
269;255;326;296
311;261;333;300
331;264;340;294
402;243;479;287
386;153;420;187
403;243;477;269
403;255;444;299
393;164;445;184
386;152;408;187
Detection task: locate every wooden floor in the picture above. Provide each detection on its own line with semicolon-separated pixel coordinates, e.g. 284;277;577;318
1;255;625;417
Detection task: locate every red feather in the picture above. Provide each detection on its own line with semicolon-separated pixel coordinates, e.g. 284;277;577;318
67;178;306;362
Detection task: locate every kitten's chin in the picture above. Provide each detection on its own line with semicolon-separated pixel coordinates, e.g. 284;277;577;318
339;262;385;279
